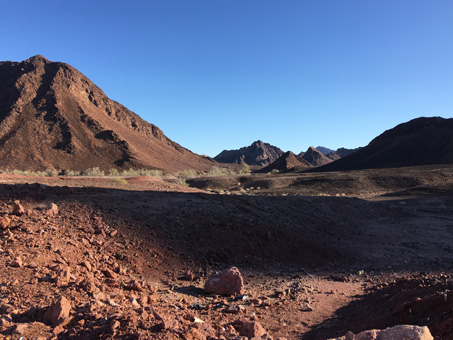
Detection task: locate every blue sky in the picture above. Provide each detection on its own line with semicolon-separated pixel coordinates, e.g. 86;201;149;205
2;1;453;156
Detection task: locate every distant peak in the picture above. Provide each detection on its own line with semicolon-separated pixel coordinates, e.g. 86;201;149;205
25;55;50;64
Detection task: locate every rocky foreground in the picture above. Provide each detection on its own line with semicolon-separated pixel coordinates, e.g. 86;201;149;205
0;180;452;339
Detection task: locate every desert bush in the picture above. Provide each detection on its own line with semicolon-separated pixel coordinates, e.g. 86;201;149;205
121;168;163;177
81;167;105;176
206;166;231;177
239;163;251;174
176;177;189;187
110;178;128;184
44;168;58;177
270;169;280;174
108;168;119;176
176;169;198;178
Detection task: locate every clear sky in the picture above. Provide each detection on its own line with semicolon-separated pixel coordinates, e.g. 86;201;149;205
2;1;453;156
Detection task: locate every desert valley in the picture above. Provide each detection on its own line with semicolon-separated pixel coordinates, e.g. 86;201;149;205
0;56;451;340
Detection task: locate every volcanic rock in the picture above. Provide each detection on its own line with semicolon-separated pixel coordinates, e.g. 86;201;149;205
204;267;244;296
0;55;214;173
214;140;284;166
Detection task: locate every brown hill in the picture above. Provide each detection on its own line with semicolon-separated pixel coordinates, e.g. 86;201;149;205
318;117;453;171
0;55;214;173
300;146;334;166
260;151;312;173
214;140;284;166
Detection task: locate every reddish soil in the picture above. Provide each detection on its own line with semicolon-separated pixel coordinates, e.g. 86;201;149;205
0;166;452;339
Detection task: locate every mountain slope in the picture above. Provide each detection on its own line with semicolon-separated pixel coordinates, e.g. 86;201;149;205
214;140;284;166
317;117;453;171
301;146;334;166
0;55;214;173
260;151;312;173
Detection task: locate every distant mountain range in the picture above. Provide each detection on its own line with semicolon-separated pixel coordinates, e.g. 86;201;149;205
213;140;284;166
215;142;361;169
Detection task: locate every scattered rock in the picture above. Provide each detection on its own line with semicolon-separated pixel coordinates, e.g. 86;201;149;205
0;215;10;229
238;320;268;338
44;296;71;326
204;267;244;296
11;256;23;267
47;203;59;216
12;201;25;215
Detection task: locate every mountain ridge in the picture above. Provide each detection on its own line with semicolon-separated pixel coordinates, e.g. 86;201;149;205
0;55;214;172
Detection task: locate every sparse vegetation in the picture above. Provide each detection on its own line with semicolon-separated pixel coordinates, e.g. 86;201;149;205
121;168;163;177
108;168;119;176
270;169;280;174
110;178;128;184
176;177;189;187
239;163;251;174
206;166;232;176
81;167;105;176
176;169;198;178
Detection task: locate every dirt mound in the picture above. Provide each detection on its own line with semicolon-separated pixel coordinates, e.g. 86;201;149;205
301;146;334;166
0;55;214;173
214;140;284;166
260;151;312;173
318;117;453;171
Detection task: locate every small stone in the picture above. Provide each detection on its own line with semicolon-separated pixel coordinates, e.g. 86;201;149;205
47;203;59;216
110;230;118;237
44;296;71;326
11;256;23;267
103;268;117;279
239;320;267;338
81;261;92;272
12;203;25;216
0;215;10;230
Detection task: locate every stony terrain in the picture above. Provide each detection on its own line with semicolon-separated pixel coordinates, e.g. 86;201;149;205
0;166;452;339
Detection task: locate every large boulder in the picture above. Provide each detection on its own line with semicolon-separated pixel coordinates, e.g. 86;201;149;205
204;267;244;296
328;325;433;340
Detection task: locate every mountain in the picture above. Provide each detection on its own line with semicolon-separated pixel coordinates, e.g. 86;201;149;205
214;140;284;166
336;147;361;158
260;151;312;173
315;146;334;155
325;151;341;161
300;146;334;166
317;117;453;171
0;55;214;173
